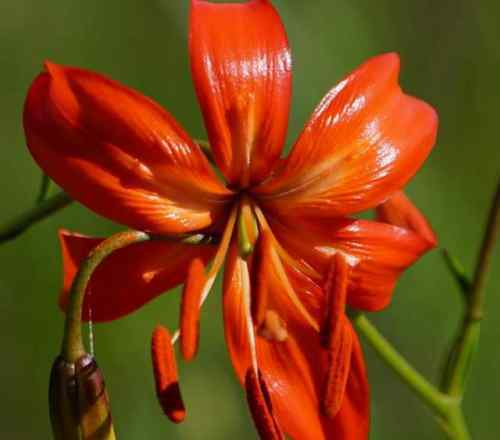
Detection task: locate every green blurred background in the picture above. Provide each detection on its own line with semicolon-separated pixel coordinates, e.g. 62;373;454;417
1;0;498;438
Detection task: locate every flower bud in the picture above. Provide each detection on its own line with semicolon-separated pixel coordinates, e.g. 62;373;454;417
49;354;115;440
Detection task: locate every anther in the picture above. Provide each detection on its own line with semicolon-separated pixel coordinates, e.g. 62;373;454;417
251;230;273;327
258;310;288;342
245;368;284;440
322;316;353;418
151;325;186;423
320;253;354;418
180;258;206;361
321;253;350;349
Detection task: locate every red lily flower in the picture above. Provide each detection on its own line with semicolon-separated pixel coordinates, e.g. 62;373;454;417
23;0;438;438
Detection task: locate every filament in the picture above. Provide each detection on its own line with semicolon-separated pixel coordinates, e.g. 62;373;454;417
200;204;238;305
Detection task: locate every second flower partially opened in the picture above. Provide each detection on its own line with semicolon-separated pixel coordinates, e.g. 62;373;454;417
23;0;438;438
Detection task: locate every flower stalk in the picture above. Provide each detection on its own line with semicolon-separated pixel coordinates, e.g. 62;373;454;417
62;230;151;362
0;191;72;244
444;178;500;397
52;230;152;439
36;173;52;204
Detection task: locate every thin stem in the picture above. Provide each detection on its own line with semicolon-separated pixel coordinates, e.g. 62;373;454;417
468;179;500;320
0;192;73;244
445;178;500;396
62;230;150;362
445;407;472;440
36;173;51;204
353;314;452;418
353;314;472;439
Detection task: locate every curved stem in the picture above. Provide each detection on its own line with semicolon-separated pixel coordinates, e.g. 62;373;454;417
62;230;150;362
353;314;470;439
353;314;452;417
0;191;73;244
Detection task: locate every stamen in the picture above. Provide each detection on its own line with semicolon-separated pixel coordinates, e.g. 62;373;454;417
258;310;288;342
253;205;320;280
321;253;350;349
240;257;259;373
322;316;353;418
251;231;273;327
200;204;239;306
151;325;186;423
268;244;320;332
180;258;206;362
245;368;284;440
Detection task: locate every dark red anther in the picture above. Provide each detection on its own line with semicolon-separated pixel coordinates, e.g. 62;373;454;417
322;316;353;418
321;253;350;349
245;368;284;440
151;325;186;423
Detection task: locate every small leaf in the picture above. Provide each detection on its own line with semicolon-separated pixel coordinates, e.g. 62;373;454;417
441;249;472;298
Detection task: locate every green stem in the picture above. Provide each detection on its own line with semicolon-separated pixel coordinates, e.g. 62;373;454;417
353;314;470;439
36;173;51;204
445;178;500;396
62;230;150;363
445;406;472;440
0;191;73;244
353;314;452;417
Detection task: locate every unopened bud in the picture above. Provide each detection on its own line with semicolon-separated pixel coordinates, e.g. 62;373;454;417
49;354;115;440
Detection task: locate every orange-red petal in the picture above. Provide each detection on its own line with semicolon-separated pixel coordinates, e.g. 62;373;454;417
376;191;437;250
24;63;231;235
270;216;430;311
223;240;370;439
59;230;216;322
256;53;438;219
190;0;292;187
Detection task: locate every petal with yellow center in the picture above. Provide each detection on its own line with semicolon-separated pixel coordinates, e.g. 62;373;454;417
256;53;438;219
269;215;430;311
190;0;292;187
24;63;232;235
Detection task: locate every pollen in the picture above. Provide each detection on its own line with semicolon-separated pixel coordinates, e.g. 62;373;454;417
151;325;186;424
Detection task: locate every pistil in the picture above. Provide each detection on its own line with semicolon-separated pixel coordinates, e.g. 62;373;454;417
199;204;239;305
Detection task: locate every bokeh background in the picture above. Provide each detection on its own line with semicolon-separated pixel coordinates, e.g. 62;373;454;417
1;0;498;438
